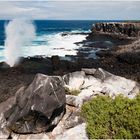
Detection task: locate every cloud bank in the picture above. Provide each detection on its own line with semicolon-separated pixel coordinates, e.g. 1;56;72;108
0;1;140;20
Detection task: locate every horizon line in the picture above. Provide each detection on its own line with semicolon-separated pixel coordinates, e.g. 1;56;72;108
0;19;140;21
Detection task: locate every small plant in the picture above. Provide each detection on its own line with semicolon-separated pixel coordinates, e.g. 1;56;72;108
81;94;140;139
65;87;80;96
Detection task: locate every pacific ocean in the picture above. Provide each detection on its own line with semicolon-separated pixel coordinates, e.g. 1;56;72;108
0;20;119;62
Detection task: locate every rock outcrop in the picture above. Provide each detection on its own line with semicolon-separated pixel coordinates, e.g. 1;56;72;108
84;22;140;49
64;68;140;107
0;68;139;139
92;22;140;38
0;74;66;135
116;39;140;64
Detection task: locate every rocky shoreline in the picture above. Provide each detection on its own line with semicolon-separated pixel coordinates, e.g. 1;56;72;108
77;22;140;81
0;22;139;105
0;22;140;139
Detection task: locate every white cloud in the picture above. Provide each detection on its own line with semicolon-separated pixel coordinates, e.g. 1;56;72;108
0;2;48;19
0;1;140;20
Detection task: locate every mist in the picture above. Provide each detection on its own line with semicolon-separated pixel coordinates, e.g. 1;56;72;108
4;19;36;67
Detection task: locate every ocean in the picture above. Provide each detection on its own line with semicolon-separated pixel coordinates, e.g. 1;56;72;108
0;20;117;62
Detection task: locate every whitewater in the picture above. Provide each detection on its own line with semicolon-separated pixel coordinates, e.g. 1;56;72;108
0;20;93;63
23;32;87;57
0;32;87;62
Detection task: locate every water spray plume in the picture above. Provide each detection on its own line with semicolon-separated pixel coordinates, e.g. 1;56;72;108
4;19;36;67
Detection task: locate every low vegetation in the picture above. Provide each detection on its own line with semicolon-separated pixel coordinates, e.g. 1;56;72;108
81;95;140;139
65;87;80;96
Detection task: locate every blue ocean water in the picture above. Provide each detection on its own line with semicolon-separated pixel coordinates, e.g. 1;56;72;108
0;20;120;62
0;20;94;45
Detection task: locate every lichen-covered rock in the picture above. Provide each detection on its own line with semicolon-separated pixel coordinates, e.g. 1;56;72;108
0;74;66;135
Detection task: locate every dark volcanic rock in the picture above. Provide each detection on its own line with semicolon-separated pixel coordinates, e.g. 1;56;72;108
0;74;66;134
96;50;114;58
51;55;61;70
86;41;113;48
86;31;134;46
85;22;140;48
92;22;140;38
61;32;89;37
117;52;140;64
0;62;10;69
0;57;54;104
18;57;53;74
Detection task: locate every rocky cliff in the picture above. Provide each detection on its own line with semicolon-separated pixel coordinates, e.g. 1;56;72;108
92;22;140;38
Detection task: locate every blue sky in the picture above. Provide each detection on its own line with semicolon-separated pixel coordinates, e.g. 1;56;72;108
0;1;140;20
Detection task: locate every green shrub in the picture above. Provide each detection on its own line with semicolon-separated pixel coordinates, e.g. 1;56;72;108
65;87;80;96
81;95;140;139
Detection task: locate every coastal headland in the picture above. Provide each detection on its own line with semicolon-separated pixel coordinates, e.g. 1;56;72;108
0;21;140;139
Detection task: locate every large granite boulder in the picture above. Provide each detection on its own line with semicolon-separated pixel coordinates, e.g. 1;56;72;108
0;74;66;135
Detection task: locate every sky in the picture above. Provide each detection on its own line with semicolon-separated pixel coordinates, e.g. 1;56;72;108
0;1;140;20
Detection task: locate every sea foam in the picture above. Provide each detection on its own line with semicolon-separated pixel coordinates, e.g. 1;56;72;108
22;32;87;58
